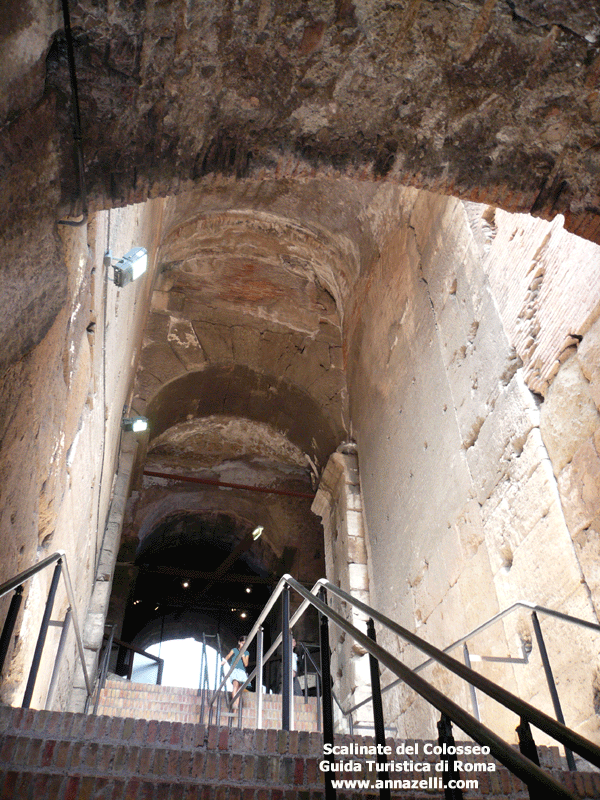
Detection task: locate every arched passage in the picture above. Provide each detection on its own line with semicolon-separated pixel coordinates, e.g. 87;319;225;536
145;364;342;469
118;510;279;671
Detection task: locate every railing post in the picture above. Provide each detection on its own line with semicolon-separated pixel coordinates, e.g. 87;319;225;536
45;607;72;710
531;611;577;771
256;626;264;729
126;647;134;680
463;643;480;721
303;643;308;704
22;560;62;708
319;587;336;800
315;668;322;733
282;583;292;731
367;618;390;800
90;624;115;715
199;633;207;723
437;713;463;800
0;585;23;677
517;717;545;800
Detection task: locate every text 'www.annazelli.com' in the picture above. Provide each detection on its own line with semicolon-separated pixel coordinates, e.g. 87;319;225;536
329;777;480;791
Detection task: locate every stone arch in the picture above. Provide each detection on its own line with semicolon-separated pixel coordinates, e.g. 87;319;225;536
118;506;282;663
158;207;358;312
144;364;343;469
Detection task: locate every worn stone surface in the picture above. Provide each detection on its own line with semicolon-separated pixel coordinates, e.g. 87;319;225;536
346;188;600;743
2;24;600;748
0;199;163;708
540;356;600;475
579;316;600;411
312;449;372;731
480;208;600;396
3;0;600;242
1;0;600;383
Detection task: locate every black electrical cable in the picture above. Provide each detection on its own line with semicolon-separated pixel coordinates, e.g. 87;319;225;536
58;0;88;226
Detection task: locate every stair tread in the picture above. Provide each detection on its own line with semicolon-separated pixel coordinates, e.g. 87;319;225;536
2;704;598;800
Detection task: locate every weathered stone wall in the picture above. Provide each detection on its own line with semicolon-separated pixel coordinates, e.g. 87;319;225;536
312;446;372;731
346;189;600;746
0;199;164;710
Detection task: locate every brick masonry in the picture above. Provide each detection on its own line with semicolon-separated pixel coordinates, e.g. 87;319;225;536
96;679;320;732
1;704;600;800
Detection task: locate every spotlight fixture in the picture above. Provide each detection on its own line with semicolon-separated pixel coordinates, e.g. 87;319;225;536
106;247;148;287
252;526;263;541
182;581;189;588
121;416;149;433
245;587;252;594
240;612;247;619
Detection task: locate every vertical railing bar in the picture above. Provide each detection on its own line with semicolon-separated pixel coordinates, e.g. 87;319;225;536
367;617;390;800
438;713;463;800
256;626;264;729
45;608;72;710
199;633;207;724
517;716;544;800
463;643;480;721
215;632;220;700
316;669;322;733
0;585;23;677
91;624;114;715
22;560;62;708
303;642;308;704
319;587;336;800
215;632;223;726
282;584;292;731
531;612;577;771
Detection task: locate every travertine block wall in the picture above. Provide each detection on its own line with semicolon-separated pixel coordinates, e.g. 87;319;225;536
346;189;600;745
0;201;164;710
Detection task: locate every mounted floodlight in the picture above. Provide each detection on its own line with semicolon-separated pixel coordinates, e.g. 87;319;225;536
252;526;264;541
121;416;149;433
110;247;148;287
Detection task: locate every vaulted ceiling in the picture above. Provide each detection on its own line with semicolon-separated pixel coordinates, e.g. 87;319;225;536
2;0;600;375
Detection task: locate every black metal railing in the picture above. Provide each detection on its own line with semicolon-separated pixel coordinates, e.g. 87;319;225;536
342;598;600;772
209;573;600;800
0;551;167;715
86;629;165;714
0;550;93;708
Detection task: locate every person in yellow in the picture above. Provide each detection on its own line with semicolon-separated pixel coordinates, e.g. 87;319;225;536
221;636;249;711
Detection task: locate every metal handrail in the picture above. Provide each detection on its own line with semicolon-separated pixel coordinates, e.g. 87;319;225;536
210;574;338;711
213;574;600;800
320;578;600;766
343;599;600;720
115;636;164;682
0;550;92;699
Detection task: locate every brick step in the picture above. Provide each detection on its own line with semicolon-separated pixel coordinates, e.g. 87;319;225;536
2;704;600;799
97;679;319;731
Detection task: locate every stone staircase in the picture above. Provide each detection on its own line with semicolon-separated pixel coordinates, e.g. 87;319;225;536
96;678;320;731
2;700;600;799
